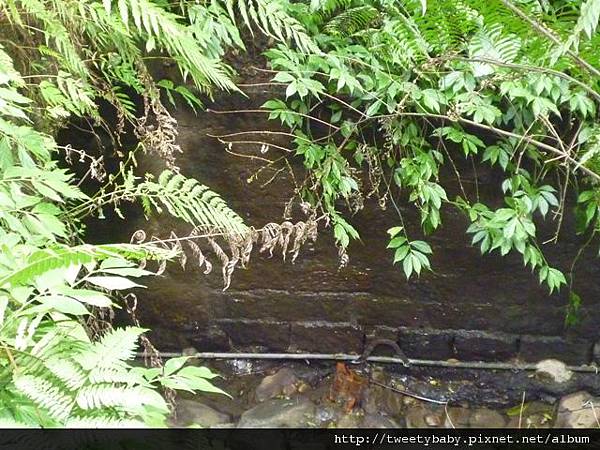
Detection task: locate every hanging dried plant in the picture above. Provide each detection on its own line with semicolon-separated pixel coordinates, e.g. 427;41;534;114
129;217;319;290
135;94;182;171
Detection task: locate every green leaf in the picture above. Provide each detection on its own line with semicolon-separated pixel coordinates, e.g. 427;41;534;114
163;356;190;376
86;276;144;291
177;366;220;380
387;236;407;248
36;294;89;315
411;240;432;254
387;226;403;237
421;89;441;113
56;287;113;308
402;255;413;279
163;376;229;397
393;245;410;264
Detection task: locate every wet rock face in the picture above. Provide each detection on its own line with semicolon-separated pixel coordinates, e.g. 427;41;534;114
453;330;517;362
469;408;507;428
535;359;574;384
254;368;300;402
361;414;400;428
172;399;231;427
290;322;364;353
444;407;470;428
238;398;316;428
555;391;600;428
95;89;600;363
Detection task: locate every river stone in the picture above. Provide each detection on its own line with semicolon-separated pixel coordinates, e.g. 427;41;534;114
362;384;404;417
255;367;299;402
593;341;600;364
238;397;316;428
535;359;573;384
174;399;231;427
336;413;362;428
555;391;600;428
405;406;429;428
361;414;401;428
424;413;443;427
315;405;342;426
469;408;506;428
181;346;199;356
210;422;236;428
443;407;471;428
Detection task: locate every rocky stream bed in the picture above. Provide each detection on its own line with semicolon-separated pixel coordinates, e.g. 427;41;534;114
167;357;600;429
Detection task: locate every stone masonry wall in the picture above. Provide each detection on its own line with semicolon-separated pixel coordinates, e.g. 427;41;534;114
94;88;600;366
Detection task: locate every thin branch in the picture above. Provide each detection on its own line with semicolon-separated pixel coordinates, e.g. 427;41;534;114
518;391;526;429
369;379;448;405
373;111;600;182
500;0;600;78
207;108;340;131
434;56;600;104
209;130;311;143
208;135;294;153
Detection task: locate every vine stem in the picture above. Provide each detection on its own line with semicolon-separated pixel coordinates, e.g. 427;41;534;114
372;111;600;182
209;81;600;182
499;0;600;78
433;56;600;104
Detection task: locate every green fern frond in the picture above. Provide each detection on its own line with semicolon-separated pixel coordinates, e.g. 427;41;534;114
14;0;89;79
103;0;237;92
309;0;353;23
184;2;246;59
13;374;74;421
0;0;245;430
469;24;521;76
225;0;319;53
88;367;145;385
0;417;33;427
78;326;145;371
44;357;87;391
75;384;167;412
0;243;175;288
138;170;248;235
0;247;95;289
64;416;146;427
325;5;380;36
414;0;481;54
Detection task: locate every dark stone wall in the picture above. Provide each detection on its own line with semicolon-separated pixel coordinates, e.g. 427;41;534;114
96;88;600;365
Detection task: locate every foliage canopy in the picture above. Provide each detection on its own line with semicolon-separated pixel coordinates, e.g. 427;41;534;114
253;0;600;313
1;0;600;426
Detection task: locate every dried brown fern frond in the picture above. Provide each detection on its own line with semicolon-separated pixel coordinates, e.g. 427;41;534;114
135;93;182;170
130;218;319;290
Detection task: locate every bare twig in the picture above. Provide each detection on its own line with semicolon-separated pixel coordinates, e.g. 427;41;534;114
369;379;448;405
582;400;600;428
207;108;340;131
445;403;456;429
433;56;600;104
518;391;526;429
374;111;600;182
499;0;600;78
